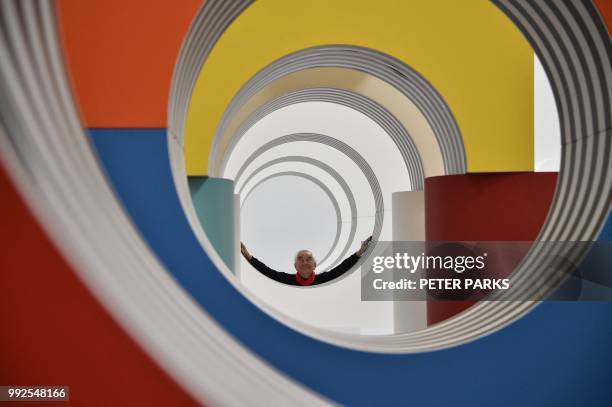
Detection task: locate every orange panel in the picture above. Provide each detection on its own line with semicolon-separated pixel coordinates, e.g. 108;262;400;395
58;0;202;127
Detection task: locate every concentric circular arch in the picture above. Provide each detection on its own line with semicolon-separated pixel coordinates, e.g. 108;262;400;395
208;45;465;178
221;87;424;189
241;171;346;271
237;152;374;271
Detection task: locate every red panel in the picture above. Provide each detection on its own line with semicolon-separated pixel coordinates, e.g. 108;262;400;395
0;162;200;406
424;172;558;325
594;0;611;33
57;0;202;127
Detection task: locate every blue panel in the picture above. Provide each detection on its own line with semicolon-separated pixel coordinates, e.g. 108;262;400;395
598;212;612;241
89;129;612;407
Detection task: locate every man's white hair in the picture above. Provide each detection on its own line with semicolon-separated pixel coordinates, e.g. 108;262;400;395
294;249;317;266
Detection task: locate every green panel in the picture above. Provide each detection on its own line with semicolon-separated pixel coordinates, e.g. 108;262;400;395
188;176;235;272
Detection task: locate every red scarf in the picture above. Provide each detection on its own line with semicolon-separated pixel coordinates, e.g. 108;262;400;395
296;271;316;286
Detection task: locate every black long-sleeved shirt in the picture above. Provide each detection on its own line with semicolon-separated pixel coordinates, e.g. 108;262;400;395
248;253;360;286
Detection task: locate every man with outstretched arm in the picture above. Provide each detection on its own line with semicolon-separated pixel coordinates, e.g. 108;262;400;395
240;236;372;286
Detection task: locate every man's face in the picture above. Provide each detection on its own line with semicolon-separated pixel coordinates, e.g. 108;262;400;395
294;250;316;276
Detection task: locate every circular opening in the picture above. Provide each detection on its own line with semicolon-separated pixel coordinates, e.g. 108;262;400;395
241;175;338;274
168;1;609;353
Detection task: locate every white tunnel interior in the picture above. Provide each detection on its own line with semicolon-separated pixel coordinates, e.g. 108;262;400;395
218;54;560;334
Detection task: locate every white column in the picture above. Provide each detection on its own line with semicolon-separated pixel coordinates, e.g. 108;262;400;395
392;191;427;333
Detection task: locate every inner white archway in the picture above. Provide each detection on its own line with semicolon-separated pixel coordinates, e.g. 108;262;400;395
229;101;408;333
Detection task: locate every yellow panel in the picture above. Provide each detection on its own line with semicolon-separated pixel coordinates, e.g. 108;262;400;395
185;0;533;175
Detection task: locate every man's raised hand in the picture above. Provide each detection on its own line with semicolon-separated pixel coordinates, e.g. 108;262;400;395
240;242;253;260
356;236;373;257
